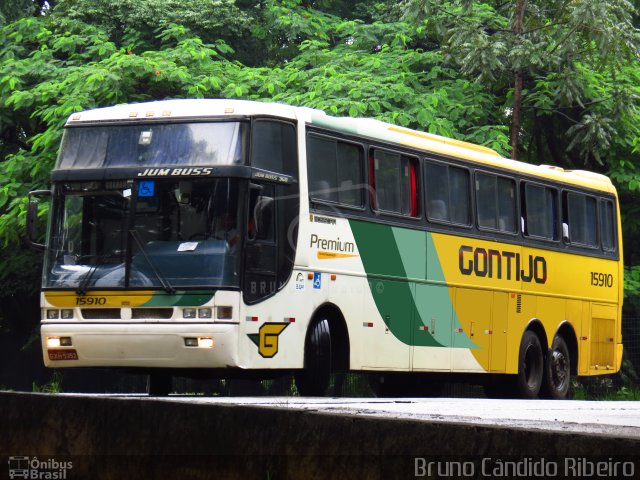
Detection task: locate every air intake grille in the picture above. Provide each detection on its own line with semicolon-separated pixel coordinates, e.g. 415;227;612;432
516;294;522;314
132;308;173;319
81;308;120;319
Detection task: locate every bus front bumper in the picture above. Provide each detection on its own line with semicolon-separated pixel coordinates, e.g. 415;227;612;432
41;323;239;369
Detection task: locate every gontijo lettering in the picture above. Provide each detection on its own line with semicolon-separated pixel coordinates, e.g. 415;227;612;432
459;245;547;284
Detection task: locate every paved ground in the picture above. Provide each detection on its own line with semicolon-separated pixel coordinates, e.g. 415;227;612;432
135;396;640;438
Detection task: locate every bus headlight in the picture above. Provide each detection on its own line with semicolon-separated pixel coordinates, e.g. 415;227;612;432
183;308;196;319
46;337;61;348
198;308;212;319
61;309;74;319
46;310;59;319
216;306;233;320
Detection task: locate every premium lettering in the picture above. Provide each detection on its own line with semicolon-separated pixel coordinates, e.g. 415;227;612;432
310;234;355;253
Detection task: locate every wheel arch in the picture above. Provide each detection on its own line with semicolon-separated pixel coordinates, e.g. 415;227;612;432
307;302;350;371
554;321;579;376
524;318;549;353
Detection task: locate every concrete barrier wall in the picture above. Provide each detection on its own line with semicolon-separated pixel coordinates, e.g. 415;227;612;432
1;392;638;479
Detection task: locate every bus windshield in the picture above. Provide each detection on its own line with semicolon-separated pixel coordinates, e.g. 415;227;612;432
45;178;244;290
56;122;248;170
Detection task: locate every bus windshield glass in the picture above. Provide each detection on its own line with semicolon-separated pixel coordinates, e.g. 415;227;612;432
56;122;248;170
44;178;244;290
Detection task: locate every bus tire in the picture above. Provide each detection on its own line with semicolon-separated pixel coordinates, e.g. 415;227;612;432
541;335;571;400
516;330;544;399
147;373;172;396
295;318;332;396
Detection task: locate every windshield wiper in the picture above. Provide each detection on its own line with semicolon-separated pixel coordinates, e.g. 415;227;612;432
129;229;176;294
76;263;98;295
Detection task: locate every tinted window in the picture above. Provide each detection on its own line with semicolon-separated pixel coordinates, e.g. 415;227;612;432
425;162;470;225
476;173;517;233
251;121;297;177
601;199;616;251
563;192;597;247
522;183;558;240
372;149;418;216
307;135;364;207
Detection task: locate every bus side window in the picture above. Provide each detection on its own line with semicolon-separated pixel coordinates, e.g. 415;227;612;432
562;191;598;247
306;134;364;207
425;161;471;225
601;199;616;252
521;183;558;241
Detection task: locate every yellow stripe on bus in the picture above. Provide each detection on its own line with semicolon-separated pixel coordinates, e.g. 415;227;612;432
317;251;358;260
44;291;156;308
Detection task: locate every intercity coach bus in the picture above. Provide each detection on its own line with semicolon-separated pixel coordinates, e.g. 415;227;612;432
28;99;623;398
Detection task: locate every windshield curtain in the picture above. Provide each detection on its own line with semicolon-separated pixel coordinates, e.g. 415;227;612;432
56;122;248;170
45;179;244;290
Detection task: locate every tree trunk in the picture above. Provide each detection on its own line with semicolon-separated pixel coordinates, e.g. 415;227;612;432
510;0;525;160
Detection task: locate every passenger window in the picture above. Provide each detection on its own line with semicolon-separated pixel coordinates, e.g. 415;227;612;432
371;149;418;216
522;183;558;240
425;162;471;225
562;192;597;247
307;135;364;207
600;199;616;252
476;173;517;233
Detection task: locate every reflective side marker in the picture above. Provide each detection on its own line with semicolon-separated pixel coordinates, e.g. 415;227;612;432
454;328;464;333
418;326;429;331
363;322;373;327
246;316;259;322
285;317;296;323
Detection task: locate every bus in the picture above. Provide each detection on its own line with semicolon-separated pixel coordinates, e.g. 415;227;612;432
28;99;623;399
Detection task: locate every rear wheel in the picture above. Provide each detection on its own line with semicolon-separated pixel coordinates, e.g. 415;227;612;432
516;330;544;399
147;373;172;396
295;318;332;396
542;336;571;399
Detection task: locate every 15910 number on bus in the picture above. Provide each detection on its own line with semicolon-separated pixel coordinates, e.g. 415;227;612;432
591;272;613;288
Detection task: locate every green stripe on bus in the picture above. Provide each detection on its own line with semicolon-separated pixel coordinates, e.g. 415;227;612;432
141;290;215;307
350;220;477;349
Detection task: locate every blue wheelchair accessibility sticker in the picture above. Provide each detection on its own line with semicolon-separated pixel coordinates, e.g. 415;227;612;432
313;272;322;289
138;180;155;197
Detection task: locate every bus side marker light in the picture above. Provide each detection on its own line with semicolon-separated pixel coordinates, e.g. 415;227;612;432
581;336;588;341
418;326;429;332
285;317;296;323
331;274;337;281
307;273;314;280
484;330;493;335
454;328;464;333
247;316;259;322
363;322;373;327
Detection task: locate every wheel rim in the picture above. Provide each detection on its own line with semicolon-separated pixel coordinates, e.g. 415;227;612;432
550;349;568;391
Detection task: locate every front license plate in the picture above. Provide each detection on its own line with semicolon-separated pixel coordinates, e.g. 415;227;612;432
48;349;79;361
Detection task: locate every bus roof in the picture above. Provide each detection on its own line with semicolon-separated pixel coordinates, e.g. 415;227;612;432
66;99;615;194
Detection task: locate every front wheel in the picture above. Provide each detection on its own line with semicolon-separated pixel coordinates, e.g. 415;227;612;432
542;336;571;399
516;330;544;399
295;318;331;396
